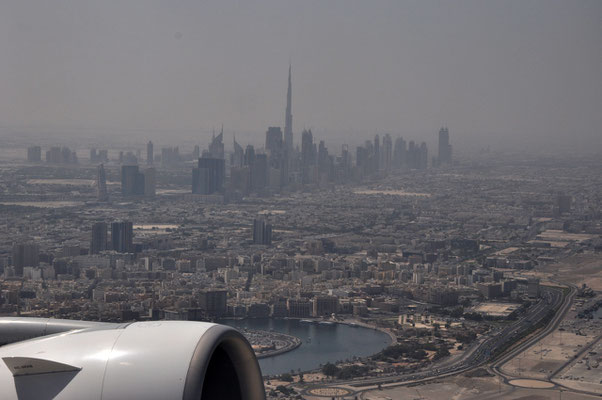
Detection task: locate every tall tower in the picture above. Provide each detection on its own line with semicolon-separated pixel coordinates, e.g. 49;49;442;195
147;141;154;165
90;222;108;254
438;127;451;165
97;164;109;202
284;64;293;152
111;221;134;253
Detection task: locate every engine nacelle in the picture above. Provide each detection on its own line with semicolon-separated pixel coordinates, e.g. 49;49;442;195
0;319;265;400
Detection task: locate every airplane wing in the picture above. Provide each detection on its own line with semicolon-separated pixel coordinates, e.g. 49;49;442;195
0;317;265;400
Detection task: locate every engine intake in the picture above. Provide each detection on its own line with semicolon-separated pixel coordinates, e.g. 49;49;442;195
0;318;266;400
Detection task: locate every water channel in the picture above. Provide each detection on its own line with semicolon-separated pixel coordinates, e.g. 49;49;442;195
221;318;392;376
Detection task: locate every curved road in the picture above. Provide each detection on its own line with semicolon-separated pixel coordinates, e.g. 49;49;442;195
491;284;576;379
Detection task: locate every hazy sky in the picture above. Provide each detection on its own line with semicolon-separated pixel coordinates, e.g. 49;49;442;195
0;1;600;151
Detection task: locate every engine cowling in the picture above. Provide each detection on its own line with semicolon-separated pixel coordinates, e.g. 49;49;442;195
0;318;265;400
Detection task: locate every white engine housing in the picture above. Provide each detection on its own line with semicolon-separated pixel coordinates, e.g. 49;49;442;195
0;319;265;400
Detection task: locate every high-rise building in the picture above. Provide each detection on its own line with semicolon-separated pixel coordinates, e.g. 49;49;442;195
27;146;41;162
284;64;293;152
120;165;155;197
382;134;392;172
438;127;452;165
97;164;109;202
250;154;268;191
111;221;134;253
11;242;39;276
265;127;284;184
253;218;272;245
161;147;180;167
231;136;244;168
207;127;225;159
419;142;428;170
393;137;406;169
121;165;145;196
373;134;381;171
192;158;225;195
144;167;156;197
147;141;154;165
46;147;77;164
244;145;255;166
301;129;316;184
406;141;428;170
266;127;283;157
90;222;108;254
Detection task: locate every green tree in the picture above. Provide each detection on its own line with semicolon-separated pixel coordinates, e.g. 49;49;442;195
322;362;339;377
280;373;293;382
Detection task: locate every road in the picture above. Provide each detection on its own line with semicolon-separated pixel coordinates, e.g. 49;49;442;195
302;285;571;397
491;284;576;380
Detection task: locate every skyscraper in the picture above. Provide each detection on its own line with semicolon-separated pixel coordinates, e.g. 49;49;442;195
301;129;315;184
97;164;109;202
382;134;392;172
111;221;134;253
438;127;452;165
161;147;180;167
253;218;272;245
250;154;268;191
393;137;407;169
11;242;39;276
373;134;381;171
231;136;244;168
207;127;225;159
284;64;293;152
244;145;255;166
144;167;156;197
192;158;225;194
147;141;154;165
90;222;108;254
265;126;283;170
121;165;145;196
266;127;283;155
27;146;41;162
419;142;428;170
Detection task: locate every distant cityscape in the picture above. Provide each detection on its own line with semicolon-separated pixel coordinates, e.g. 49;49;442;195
1;66;601;399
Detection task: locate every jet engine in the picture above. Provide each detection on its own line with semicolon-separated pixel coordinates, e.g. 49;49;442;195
0;317;265;400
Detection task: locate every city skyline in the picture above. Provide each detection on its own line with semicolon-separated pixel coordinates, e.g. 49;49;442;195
0;1;600;153
0;3;600;399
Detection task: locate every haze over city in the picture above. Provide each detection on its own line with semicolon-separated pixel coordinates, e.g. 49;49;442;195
1;1;601;152
0;2;601;400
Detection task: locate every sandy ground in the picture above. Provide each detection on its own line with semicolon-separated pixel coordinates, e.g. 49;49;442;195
361;375;600;400
501;330;594;380
553;338;602;395
537;254;602;291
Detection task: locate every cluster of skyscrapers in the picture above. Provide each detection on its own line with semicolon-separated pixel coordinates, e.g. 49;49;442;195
27;146;78;164
28;65;452;202
184;66;452;196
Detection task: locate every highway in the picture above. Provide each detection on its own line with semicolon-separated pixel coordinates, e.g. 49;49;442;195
302;285;571;397
491;284;576;381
